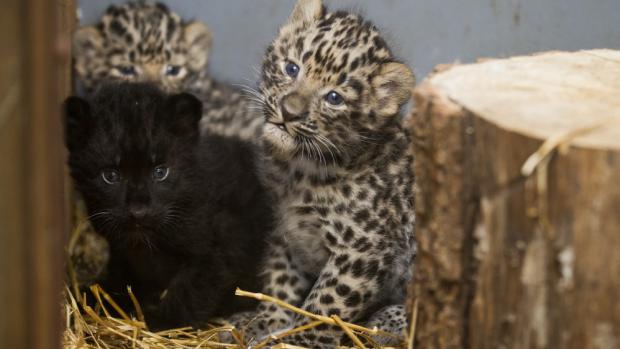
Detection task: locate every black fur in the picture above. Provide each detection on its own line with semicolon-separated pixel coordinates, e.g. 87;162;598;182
64;82;272;330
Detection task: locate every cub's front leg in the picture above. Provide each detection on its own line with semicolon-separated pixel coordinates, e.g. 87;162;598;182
231;237;313;342
144;260;238;331
142;266;207;330
282;252;383;347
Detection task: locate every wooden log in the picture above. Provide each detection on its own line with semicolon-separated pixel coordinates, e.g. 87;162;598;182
408;50;620;349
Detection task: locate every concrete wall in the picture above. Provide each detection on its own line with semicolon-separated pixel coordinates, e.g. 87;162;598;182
78;0;620;84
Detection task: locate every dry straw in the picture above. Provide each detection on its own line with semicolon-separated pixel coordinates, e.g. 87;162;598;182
63;285;411;348
64;223;413;348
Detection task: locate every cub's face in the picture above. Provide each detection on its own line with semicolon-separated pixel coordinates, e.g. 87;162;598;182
73;3;211;93
260;0;414;166
64;83;203;248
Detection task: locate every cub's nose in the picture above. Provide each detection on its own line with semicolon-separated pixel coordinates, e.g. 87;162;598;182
143;63;162;82
281;92;309;122
129;205;148;220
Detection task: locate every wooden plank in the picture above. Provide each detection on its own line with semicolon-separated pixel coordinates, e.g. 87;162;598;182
0;0;74;348
23;0;74;346
0;1;28;347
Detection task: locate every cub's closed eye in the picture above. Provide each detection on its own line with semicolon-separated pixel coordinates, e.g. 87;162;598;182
285;61;300;78
117;65;137;76
165;65;182;77
325;91;345;106
101;169;121;184
153;165;170;182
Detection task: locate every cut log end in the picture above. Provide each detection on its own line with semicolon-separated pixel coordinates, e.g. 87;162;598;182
430;49;620;151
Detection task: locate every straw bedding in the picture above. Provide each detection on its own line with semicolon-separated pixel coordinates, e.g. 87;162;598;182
63;221;416;349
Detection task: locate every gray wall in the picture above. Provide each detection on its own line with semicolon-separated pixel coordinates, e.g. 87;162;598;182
78;0;620;84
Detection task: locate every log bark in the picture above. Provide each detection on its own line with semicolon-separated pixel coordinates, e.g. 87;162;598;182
407;49;620;349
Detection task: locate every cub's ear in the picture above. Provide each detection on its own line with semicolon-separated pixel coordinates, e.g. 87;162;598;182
73;26;103;59
288;0;323;25
183;21;212;71
371;62;415;117
164;93;203;136
64;96;92;151
73;26;104;88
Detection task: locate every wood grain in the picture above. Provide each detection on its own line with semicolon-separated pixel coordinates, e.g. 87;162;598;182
408;50;620;349
0;0;74;348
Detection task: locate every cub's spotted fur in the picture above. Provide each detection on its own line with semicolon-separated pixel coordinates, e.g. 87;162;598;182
73;2;261;140
233;0;416;346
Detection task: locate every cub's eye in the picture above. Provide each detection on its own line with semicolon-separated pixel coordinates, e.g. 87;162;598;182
101;169;121;185
117;65;137;76
152;165;169;182
325;91;345;106
165;65;182;76
284;62;300;78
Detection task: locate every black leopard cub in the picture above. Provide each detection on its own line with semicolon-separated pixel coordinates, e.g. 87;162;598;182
231;0;416;347
64;82;272;330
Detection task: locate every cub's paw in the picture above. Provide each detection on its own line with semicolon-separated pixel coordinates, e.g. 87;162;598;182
219;310;293;346
364;304;408;346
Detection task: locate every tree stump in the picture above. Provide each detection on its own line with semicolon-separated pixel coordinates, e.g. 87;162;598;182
408;49;620;349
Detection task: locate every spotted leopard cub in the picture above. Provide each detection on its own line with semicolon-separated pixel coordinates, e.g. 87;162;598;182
238;0;415;346
73;2;261;140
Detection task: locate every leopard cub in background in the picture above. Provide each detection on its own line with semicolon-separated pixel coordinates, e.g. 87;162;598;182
64;82;272;330
73;2;262;140
233;0;416;347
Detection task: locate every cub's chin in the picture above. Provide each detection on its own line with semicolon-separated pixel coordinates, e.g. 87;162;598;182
95;220;154;248
263;122;297;158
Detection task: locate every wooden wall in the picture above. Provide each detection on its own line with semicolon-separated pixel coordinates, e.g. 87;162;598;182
0;0;74;348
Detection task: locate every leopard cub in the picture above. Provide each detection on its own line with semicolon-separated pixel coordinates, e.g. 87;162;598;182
73;2;262;140
70;2;264;284
234;0;416;346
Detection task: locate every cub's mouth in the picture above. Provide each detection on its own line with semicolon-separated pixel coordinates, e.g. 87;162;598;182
266;120;287;132
263;120;297;155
